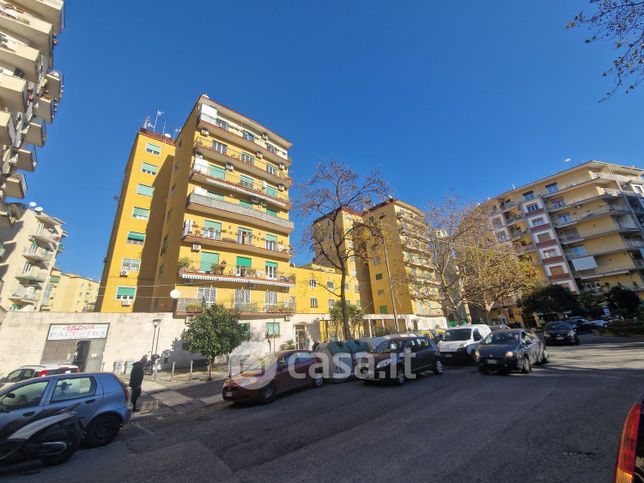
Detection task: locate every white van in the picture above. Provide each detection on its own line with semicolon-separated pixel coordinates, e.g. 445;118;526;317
437;324;492;363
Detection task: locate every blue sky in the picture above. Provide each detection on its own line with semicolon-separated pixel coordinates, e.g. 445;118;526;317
24;1;643;279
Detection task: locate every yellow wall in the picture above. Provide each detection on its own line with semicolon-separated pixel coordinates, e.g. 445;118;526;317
44;271;99;312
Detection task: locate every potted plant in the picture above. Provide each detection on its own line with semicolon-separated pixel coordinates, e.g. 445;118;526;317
178;257;192;272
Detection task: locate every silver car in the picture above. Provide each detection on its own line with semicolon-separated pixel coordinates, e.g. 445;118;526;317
0;372;131;447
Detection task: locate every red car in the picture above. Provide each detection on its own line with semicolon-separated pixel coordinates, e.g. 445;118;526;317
614;392;643;483
222;350;323;404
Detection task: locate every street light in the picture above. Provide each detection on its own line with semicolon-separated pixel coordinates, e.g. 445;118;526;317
151;318;162;357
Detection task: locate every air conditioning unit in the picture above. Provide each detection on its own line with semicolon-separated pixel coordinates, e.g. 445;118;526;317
261;133;268;140
121;300;131;307
192;244;201;252
256;152;263;159
278;163;285;170
119;270;129;277
278;184;285;191
200;128;209;136
262;180;267;188
225;163;234;171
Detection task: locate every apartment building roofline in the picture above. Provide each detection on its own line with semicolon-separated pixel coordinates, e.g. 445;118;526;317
139;128;176;145
199;95;293;149
364;197;424;218
489;160;643;202
311;206;363;226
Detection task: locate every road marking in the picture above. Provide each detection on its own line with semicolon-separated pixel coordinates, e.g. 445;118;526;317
133;423;155;436
200;394;223;405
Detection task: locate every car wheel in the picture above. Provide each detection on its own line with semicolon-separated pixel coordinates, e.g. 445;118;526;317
85;414;121;448
312;375;324;388
394;367;406;386
40;429;80;465
433;359;444;375
258;383;276;404
574;337;580;345
521;358;532;374
541;349;549;364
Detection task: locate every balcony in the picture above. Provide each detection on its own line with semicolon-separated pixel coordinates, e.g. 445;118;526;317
547;189;621;212
505;214;525;226
0;6;53;53
190;169;291;210
0;34;42;82
626;239;644;249
509;229;529;240
9;289;40;304
194;143;292;187
44;70;62;99
14;147;36;171
548;272;572;281
175;298;296;317
35;95;54;123
0;202;20;228
187;192;294;234
183;231;294;261
198;113;291;168
0;72;27;112
30;229;59;245
23;246;53;263
401;236;432;256
178;268;296;288
542;176;612;199
15;271;46;284
396;211;426;229
35;212;61;226
56;243;64;253
553;207;631;228
403;255;432;268
635;259;644;269
3;172;26;198
0;110;19;147
25;119;46;146
11;0;64;35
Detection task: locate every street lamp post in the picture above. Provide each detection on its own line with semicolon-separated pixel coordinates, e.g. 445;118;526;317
151;318;161;357
379;214;400;332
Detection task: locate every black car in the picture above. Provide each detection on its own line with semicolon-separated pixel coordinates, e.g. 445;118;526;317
476;330;548;374
566;317;593;334
543;321;580;345
356;336;443;385
614;392;643;483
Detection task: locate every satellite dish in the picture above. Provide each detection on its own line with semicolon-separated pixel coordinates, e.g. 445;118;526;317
169;289;181;300
34;206;43;213
28;201;37;208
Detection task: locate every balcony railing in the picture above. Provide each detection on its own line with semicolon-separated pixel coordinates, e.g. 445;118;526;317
553;206;631;228
15;272;46;283
183;229;294;259
187;192;294;232
179;268;296;287
175;298;296;315
10;290;40;303
547;189;621;211
22;246;53;262
626;239;644;249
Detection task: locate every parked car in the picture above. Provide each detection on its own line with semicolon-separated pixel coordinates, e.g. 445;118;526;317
476;330;547;374
566;317;593;334
437;324;492;363
588;319;609;330
312;340;368;381
222;350;323;404
0;365;79;389
0;372;130;448
356;336;443;385
614;391;643;483
543;321;580;345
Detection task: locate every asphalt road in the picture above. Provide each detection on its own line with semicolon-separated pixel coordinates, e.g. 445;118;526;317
2;335;644;483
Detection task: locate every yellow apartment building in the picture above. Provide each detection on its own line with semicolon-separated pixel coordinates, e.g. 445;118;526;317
0;205;65;311
96;129;175;312
41;268;99;312
486;160;644;318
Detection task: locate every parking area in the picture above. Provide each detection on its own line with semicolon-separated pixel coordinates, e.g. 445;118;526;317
2;334;644;482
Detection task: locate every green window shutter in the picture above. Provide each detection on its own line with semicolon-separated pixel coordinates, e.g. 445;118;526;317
207;190;224;200
141;162;158;174
266;185;278;197
209;165;225;179
266;208;277;217
240;175;254;188
50;275;61;283
240;200;253;209
127;232;145;242
200;252;220;271
145;143;161;155
132;207;150;219
379;305;388;314
265;234;277;242
203;220;221;231
236;256;252;267
375;273;383;280
117;287;136;297
266;261;278;269
137;184;154;196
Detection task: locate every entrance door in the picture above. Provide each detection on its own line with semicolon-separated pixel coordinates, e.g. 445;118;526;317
295;326;307;349
197;286;216;307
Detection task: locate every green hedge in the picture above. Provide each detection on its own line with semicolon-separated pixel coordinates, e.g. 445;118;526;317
604;320;644;336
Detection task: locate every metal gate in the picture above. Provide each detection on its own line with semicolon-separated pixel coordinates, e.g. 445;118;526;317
41;339;106;372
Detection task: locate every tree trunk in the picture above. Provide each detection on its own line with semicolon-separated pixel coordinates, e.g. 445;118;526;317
208;358;213;381
340;272;350;340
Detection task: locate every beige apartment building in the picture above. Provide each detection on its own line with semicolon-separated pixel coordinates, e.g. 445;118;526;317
0;204;65;311
41;267;99;312
487;161;644;308
0;0;65;226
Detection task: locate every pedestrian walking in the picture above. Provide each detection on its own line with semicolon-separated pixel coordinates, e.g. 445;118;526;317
129;356;146;412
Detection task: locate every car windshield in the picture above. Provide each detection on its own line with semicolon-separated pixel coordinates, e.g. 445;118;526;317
545;322;571;330
481;332;520;345
443;329;471;341
244;355;277;372
373;340;405;353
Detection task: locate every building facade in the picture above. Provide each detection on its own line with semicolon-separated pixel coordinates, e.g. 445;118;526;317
487;160;644;301
42;268;99;312
0;0;64;227
0;205;64;311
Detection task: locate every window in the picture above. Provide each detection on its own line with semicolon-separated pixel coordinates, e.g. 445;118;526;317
310;298;318;308
237;227;253;245
0;381;48;410
545;182;559;194
326;281;334;289
542;249;558;259
240;200;253;209
531;217;546;226
116;286;136;300
375;273;383;280
200;252;220;272
51;377;96;402
266;163;277;175
266;144;276;154
373;256;380;266
265;261;277;279
121;258;141;272
266;321;280;336
235;256;252;276
145;143;161;155
523;191;535;201
328;299;335;308
492;218;503;228
127;232;145;245
170;184;176;196
132;207;149;220
558;213;572;224
203;220;221;239
209;165;225;179
526;203;539;212
197;286;216;306
166;209;172;222
355;285;360;293
266;208;277;217
137;184;154;197
549;266;565;276
309;279;317;288
240;175;254;189
161;235;167;254
496;232;507;242
234;288;251;305
216;119;228;131
377;289;385;296
344;283;349;291
379;305;388;314
265;234;277;251
633;184;644;194
570;246;587;257
240;323;251;340
242;131;255;142
266;185;278;197
551;197;566;209
213;141;228;154
241;152;254;165
141;162;157;175
265;290;277;307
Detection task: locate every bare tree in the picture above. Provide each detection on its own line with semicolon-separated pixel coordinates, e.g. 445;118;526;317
298;160;388;340
568;1;644;98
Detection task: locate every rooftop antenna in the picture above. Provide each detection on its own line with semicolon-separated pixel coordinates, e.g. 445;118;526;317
152;110;164;132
